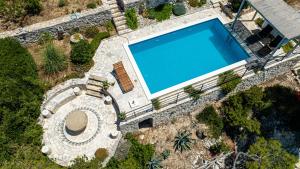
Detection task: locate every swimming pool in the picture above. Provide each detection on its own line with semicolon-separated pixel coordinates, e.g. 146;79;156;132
125;17;249;98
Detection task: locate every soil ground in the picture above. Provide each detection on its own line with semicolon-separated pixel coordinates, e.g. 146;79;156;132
133;113;235;169
0;0;102;32
286;0;300;10
27;25;115;87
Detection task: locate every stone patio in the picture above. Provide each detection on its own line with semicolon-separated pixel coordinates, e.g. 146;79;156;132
41;90;120;166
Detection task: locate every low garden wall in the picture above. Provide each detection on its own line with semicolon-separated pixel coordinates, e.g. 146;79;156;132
0;6;112;44
119;57;300;133
122;0;176;10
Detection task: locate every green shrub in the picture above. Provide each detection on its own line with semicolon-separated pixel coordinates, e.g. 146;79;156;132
90;32;110;53
94;148;108;161
151;98;161;110
196;106;224;138
188;0;206;7
125;8;138;30
172;3;186;16
58;0;66;7
125;133;155;168
71;40;93;64
173;131;193;153
209;142;230;155
282;41;294;53
118;112;127;121
87;2;97;9
255;18;264;28
184;85;203;100
84;26;99;38
147;158;162;169
105;20;115;32
218;70;241;94
25;0;42;15
229;0;249;13
38;32;54;45
43;43;66;74
147;4;173;21
161;149;170;160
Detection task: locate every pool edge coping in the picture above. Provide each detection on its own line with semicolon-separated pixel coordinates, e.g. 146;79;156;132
123;14;248;100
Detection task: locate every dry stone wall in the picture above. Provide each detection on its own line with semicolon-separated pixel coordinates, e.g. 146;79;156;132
0;6;112;44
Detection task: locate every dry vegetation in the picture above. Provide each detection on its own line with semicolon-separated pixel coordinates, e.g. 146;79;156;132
27;25;115;87
286;0;300;10
134;114;234;168
0;0;102;32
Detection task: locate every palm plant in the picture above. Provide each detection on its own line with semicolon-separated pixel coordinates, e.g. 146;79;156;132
147;158;162;169
173;131;193;153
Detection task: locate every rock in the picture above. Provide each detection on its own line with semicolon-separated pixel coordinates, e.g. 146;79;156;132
42;109;51;118
73;87;81;96
110;131;119;139
41;145;51;155
105;96;112;105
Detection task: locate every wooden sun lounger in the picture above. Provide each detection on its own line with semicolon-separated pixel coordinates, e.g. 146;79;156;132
113;61;134;93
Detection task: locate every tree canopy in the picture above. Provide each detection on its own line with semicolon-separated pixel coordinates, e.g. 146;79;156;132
0;38;59;168
246;137;297;169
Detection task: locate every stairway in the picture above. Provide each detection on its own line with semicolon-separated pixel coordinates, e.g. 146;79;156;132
107;0;131;35
86;75;104;98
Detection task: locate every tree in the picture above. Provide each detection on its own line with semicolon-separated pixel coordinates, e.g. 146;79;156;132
71;40;93;64
246;137;297;169
173;131;194;153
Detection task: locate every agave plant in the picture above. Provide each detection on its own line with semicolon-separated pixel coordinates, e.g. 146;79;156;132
173;131;194;153
147;158;162;169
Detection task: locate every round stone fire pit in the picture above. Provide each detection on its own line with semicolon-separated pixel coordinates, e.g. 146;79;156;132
65;110;88;135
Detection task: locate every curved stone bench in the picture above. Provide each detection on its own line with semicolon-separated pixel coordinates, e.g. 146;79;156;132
44;88;77;114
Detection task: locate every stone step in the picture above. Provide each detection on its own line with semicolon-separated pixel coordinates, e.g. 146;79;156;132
89;75;108;82
110;3;118;8
86;90;103;98
114;15;125;21
86;84;102;92
87;80;103;87
117;24;127;30
114;19;126;26
111;7;119;13
112;12;122;17
118;29;131;35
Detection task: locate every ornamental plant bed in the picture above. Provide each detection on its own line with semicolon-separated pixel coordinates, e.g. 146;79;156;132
0;0;102;32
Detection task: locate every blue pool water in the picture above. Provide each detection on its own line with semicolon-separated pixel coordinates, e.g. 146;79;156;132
129;18;249;94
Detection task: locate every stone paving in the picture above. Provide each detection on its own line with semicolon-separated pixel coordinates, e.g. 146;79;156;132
88;8;229;113
41;91;120;166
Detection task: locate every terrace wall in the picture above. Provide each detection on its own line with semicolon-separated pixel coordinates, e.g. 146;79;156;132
119;57;300;133
122;0;176;11
0;6;112;44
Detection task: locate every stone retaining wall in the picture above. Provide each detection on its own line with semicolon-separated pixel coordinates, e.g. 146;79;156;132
119;57;300;133
0;6;111;44
123;0;176;10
